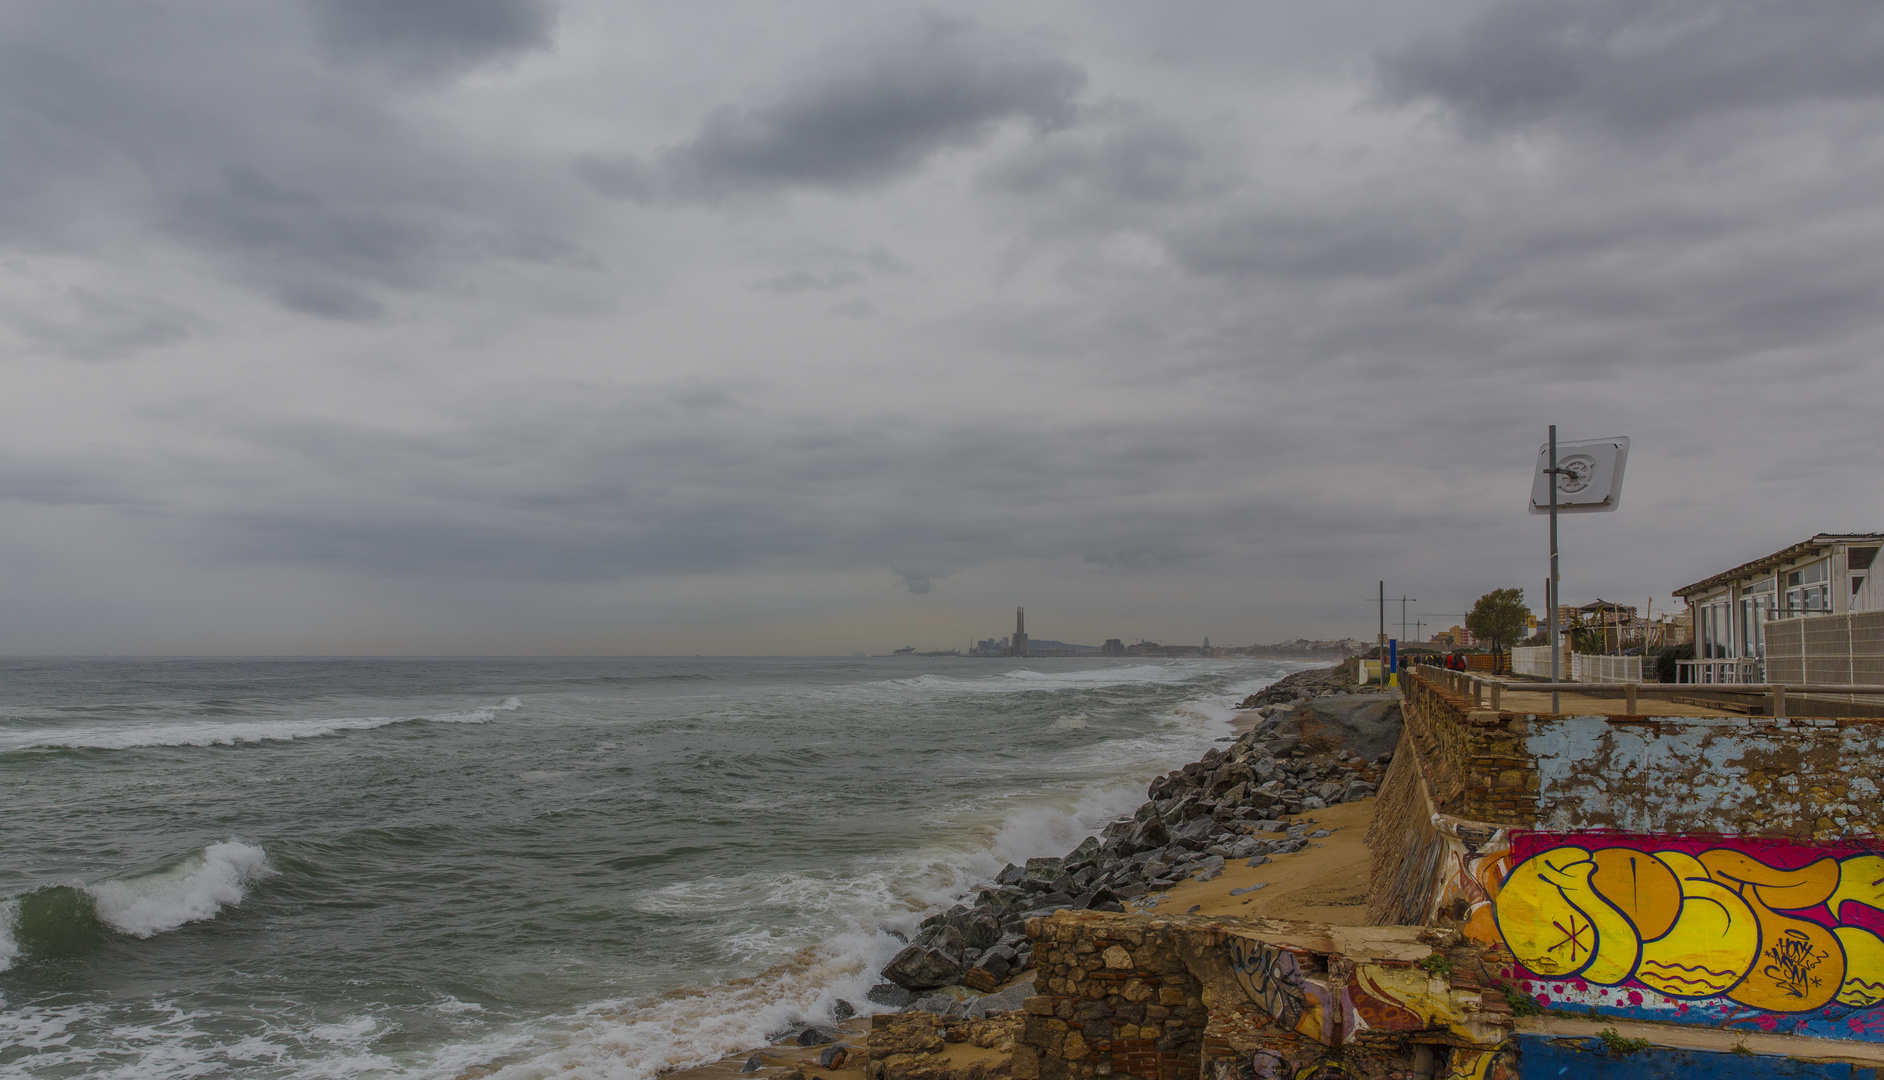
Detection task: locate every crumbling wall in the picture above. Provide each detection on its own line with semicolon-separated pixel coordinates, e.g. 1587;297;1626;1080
1018;912;1511;1080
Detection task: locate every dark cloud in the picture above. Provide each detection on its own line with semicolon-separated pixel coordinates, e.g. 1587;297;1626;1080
0;5;586;324
892;567;937;594
1378;0;1884;133
307;0;557;80
0;280;189;360
578;18;1085;201
167;166;438;320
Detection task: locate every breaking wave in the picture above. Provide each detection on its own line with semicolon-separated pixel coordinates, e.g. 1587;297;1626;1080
0;841;273;968
0;697;523;753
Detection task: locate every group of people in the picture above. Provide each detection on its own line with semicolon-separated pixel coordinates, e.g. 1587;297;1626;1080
1414;652;1476;671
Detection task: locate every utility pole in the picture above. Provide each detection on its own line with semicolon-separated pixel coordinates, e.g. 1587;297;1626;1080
1378;580;1386;685
1547;426;1561;713
1394;595;1417;649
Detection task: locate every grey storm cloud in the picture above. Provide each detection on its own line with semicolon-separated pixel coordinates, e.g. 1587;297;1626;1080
0;2;585;328
49;390;1308;589
1378;0;1884;133
4;2;1884;653
577;19;1085;201
308;0;557;79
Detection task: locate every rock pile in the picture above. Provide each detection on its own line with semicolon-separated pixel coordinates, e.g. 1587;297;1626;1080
1233;664;1366;710
868;670;1400;1008
864;1011;1019;1080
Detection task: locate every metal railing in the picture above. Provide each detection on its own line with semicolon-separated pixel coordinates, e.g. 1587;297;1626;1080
1413;666;1884;718
1677;658;1762;684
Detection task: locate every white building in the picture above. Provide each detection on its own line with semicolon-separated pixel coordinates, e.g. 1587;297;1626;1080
1672;533;1883;682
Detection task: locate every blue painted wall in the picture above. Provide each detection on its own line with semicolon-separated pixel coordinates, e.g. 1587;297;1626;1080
1514;1033;1882;1079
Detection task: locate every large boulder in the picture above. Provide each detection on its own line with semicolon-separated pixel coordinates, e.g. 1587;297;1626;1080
1124;815;1170;853
1287;696;1402;761
881;944;967;990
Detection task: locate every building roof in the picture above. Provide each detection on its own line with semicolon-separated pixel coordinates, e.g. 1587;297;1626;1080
1673;533;1884;598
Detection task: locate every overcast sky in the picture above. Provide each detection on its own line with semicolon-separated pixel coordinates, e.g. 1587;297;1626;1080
4;0;1881;655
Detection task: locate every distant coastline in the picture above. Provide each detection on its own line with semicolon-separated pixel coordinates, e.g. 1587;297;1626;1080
881;640;1363;660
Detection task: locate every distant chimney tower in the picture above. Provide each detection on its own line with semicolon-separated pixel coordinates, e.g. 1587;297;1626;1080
1011;606;1029;658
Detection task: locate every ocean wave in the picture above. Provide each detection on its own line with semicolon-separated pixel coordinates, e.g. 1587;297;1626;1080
0;841;273;967
0;697;523;753
473;678;1272;1080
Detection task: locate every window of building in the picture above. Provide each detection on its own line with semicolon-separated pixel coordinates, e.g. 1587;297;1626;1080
1784;560;1830;616
1700;597;1732;658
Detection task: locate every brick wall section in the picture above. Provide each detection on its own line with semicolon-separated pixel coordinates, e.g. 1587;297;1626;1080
1016;916;1208;1080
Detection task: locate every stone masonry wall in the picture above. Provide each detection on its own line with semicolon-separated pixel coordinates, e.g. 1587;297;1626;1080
1399;673;1538;826
1017;914;1208;1080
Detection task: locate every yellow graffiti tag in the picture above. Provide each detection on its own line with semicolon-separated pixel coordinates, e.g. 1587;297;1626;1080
1494;846;1638;985
1635;852;1757;998
1499;844;1884;1014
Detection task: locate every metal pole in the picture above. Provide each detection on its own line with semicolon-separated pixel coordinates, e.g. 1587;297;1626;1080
1378;580;1386;685
1549;425;1560;714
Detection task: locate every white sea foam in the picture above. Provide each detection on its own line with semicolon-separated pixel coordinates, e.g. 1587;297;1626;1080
0;898;19;973
89;840;275;938
0;997;396;1080
0;697;523;752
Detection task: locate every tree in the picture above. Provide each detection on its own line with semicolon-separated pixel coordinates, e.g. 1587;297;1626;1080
1467;588;1530;663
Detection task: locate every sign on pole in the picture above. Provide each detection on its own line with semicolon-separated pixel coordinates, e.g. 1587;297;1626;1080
1528;437;1630;514
1529;431;1630;713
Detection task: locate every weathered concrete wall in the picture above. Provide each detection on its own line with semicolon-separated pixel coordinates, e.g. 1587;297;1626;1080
1526;715;1884;839
1397;669;1884;840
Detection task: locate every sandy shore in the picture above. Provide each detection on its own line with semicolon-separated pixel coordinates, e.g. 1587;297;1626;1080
1136;795;1375;923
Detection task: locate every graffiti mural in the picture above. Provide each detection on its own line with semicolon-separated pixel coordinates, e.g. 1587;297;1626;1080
1227;937;1313;1036
1223;934;1508;1051
1492;832;1884;1039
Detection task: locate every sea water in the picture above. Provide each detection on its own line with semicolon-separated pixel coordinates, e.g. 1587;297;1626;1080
0;655;1304;1079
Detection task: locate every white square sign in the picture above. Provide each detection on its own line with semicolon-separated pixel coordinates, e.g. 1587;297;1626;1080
1528;436;1629;514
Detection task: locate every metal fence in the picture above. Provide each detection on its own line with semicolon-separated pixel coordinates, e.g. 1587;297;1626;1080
1766;610;1884;685
1570;653;1643;684
1510;646;1557;678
